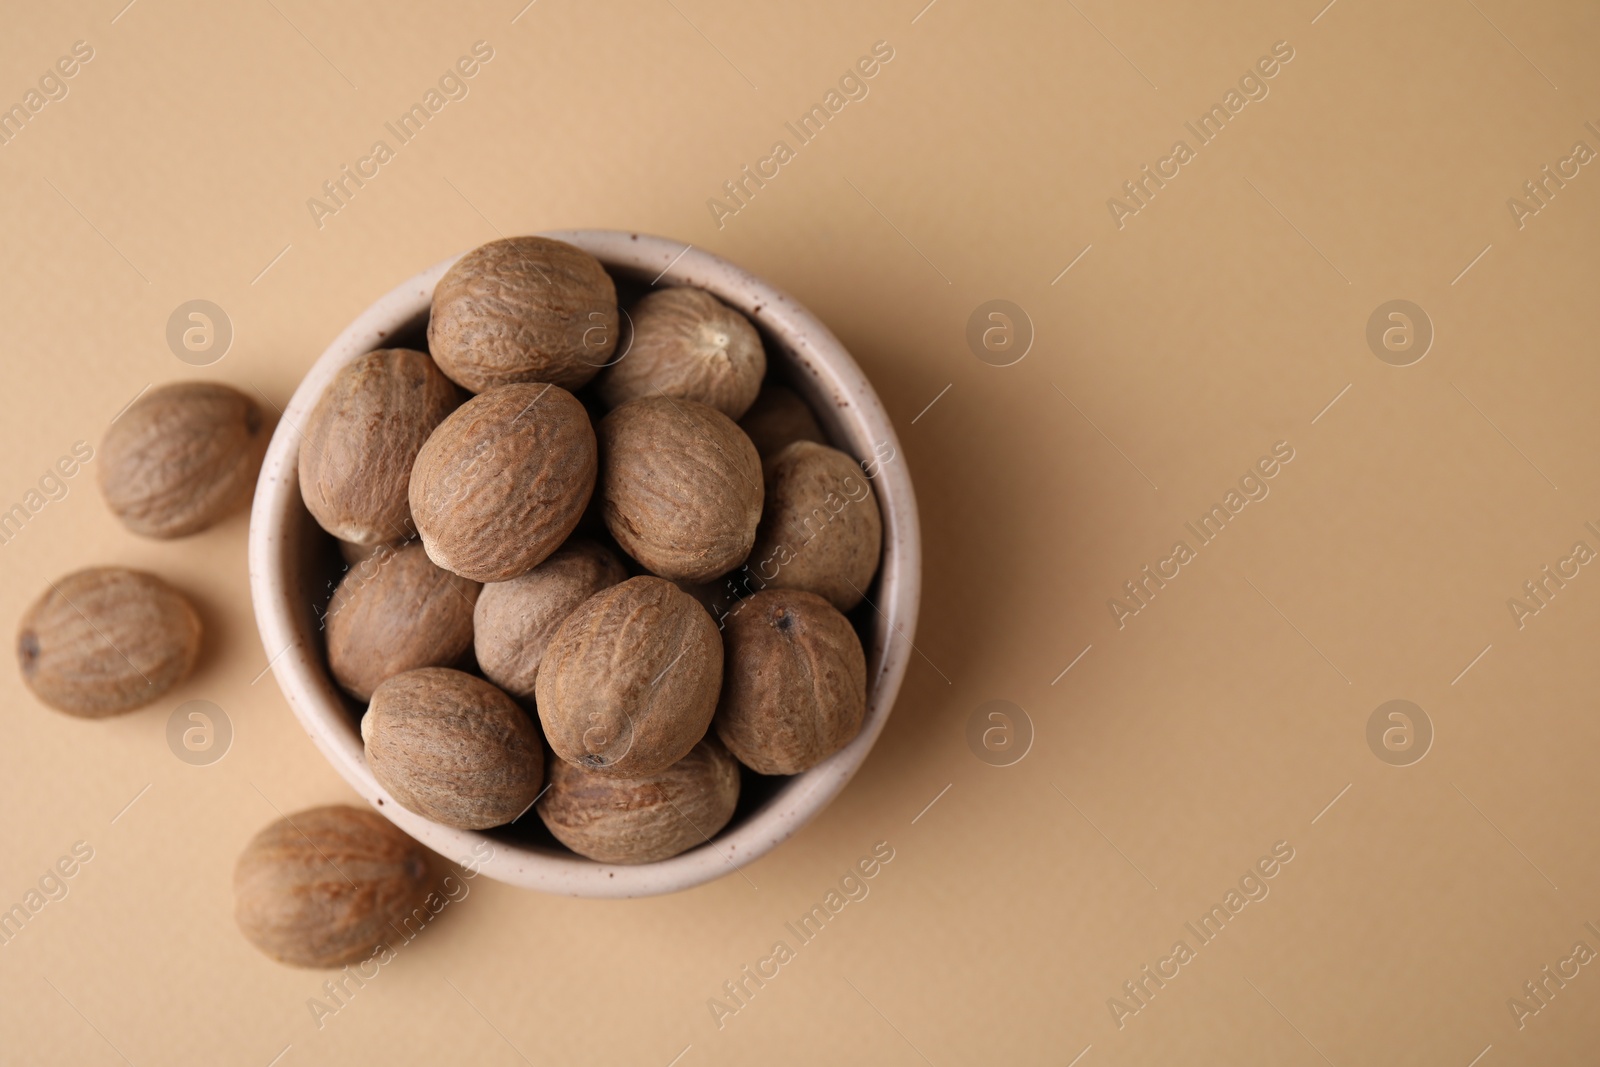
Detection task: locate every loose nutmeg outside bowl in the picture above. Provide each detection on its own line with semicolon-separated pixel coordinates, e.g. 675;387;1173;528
248;230;921;898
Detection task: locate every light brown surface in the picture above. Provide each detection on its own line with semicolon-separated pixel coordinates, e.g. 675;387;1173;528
1;1;1597;1064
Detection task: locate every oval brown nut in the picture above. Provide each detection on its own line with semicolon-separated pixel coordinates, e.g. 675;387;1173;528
428;236;618;393
598;397;762;583
409;383;597;582
536;576;722;778
98;381;265;538
324;542;480;701
363;668;545;830
234;804;432;968
746;441;882;611
299;349;462;545
537;738;740;864
474;539;627;701
597;287;766;418
715;589;867;775
17;567;201;718
738;384;825;460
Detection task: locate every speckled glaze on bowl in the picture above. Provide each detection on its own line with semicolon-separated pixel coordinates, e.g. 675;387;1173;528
248;231;921;898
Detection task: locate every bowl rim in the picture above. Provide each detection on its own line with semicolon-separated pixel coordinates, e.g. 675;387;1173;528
247;230;921;898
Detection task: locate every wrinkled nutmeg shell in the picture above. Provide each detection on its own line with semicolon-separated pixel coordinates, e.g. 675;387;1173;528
597;287;766;418
738;384;825;460
428;236;618;393
363;668;545;830
299;349;463;545
98;381;265;538
324;542;480;701
473;539;628;701
747;441;882;611
714;589;867;775
598;396;762;583
409;383;597;582
233;804;432;968
17;567;201;718
536;576;723;778
537;738;740;864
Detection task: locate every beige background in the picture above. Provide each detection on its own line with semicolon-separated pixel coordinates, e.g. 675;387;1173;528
2;0;1598;1063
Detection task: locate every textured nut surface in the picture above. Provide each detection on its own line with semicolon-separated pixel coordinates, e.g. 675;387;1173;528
715;589;867;774
537;738;740;864
428;236;618;392
98;381;265;538
738;384;825;460
409;383;597;582
747;441;882;611
598;397;762;582
474;539;627;700
299;349;462;545
17;567;201;718
325;543;480;701
233;805;432;968
536;576;723;777
597;287;766;418
363;668;545;830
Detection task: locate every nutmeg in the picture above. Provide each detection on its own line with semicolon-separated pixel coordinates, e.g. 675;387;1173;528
746;441;881;611
299;349;463;545
738;384;825;460
363;668;545;830
536;576;722;778
99;381;265;538
409;382;597;582
428;236;618;393
597;287;765;418
714;589;867;774
536;738;740;864
473;539;628;700
324;542;480;702
17;567;201;718
598;396;762;583
233;805;432;968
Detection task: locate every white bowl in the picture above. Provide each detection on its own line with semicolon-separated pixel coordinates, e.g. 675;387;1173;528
247;231;921;897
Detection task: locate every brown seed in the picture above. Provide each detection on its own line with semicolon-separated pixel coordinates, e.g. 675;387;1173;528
338;537;408;567
17;567;201;718
738;384;825;460
409;383;597;582
299;349;463;545
473;539;628;701
536;738;740;864
598;397;762;583
324;543;480;702
536;576;722;778
746;441;882;611
98;381;265;538
714;589;867;775
597;287;766;418
363;668;545;830
428;236;618;393
233;804;433;968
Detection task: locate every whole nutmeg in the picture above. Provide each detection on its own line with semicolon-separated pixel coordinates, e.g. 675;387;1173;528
536;576;722;778
409;383;597;582
537;738;740;864
363;668;545;830
428;236;618;393
738;384;825;460
324;542;480;701
473;539;628;700
233;804;432;968
598;397;762;583
597;287;766;418
99;381;265;538
299;349;463;545
17;567;201;718
715;589;867;775
746;441;882;611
